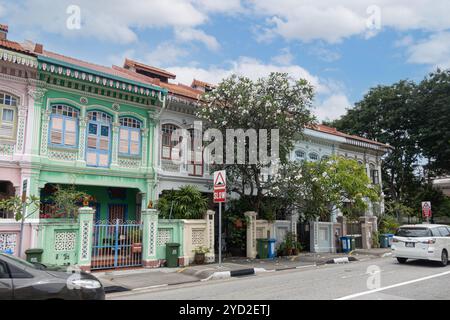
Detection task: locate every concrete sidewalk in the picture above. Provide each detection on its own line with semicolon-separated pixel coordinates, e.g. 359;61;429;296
97;248;392;293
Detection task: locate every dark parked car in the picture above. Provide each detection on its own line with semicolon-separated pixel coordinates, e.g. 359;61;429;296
0;253;105;300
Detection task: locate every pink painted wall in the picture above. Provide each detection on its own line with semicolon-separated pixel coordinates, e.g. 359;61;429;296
0;167;21;187
0;222;35;257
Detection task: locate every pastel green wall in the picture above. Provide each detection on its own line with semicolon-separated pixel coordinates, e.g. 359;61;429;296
38;219;79;266
156;220;184;260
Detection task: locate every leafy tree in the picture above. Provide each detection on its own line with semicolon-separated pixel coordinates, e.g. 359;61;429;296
197;72;315;214
270;156;380;221
331;80;419;207
157;185;208;219
412;69;450;175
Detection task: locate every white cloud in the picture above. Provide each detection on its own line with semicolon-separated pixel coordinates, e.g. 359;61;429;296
314;94;352;122
168;56;350;121
168;56;326;93
193;0;243;13
175;28;220;51
394;35;414;47
145;42;189;67
308;45;341;62
406;32;450;69
271;48;294;65
250;0;450;44
1;0;207;44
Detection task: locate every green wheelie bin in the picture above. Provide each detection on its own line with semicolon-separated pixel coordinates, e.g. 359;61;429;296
256;239;269;259
165;243;180;268
25;248;43;263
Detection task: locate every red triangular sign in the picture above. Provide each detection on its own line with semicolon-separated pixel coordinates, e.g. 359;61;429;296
214;171;225;186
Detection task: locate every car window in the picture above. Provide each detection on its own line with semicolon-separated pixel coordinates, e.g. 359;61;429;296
0;262;9;279
0;254;37;269
7;263;33;279
395;227;432;237
438;227;450;237
431;228;443;237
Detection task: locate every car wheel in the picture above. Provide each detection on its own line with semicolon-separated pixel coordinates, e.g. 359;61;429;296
397;257;407;264
440;250;448;267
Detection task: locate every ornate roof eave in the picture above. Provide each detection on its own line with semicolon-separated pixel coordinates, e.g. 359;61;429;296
0;48;38;68
37;55;168;98
343;137;391;153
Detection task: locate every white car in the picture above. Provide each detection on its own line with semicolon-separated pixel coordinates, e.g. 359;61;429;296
392;224;450;267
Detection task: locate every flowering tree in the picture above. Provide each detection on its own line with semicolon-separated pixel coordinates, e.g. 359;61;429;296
270;156;380;221
197;72;315;214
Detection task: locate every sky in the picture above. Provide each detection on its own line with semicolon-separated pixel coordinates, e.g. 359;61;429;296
1;0;449;122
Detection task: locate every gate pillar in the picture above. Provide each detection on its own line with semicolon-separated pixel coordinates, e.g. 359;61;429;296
244;211;257;258
77;206;95;272
142;209;159;267
205;210;215;263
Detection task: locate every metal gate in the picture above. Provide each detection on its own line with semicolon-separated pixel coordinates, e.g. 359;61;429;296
91;220;143;270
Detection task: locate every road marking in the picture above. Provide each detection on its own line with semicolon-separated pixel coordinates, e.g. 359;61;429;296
335;270;450;300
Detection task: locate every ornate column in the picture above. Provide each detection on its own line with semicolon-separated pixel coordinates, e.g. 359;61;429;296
141;128;149;168
14;105;28;155
290;212;299;237
310;218;319;253
39;108;51;157
76;107;87;163
205;210;215;263
244;211;257;258
110;121;120;168
77;206;95;272
27;86;47;158
147;111;157;173
142;208;159;267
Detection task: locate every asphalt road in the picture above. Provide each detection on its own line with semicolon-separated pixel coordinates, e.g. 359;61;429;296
108;256;450;300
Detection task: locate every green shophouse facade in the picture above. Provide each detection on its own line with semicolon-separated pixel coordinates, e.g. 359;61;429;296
27;52;169;266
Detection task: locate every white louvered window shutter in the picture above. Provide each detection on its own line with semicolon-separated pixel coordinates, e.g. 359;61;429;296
50;117;63;144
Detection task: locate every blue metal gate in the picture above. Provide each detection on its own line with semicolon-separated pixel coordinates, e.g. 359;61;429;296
91;220;143;270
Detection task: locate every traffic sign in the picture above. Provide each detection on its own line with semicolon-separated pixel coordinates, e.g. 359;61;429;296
213;170;226;268
422;201;432;218
213;170;226;203
214;170;226;188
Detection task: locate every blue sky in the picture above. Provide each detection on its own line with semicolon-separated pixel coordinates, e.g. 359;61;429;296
1;0;449;121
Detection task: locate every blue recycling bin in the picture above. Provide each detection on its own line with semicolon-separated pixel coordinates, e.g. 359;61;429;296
268;238;276;259
386;234;394;247
340;236;352;253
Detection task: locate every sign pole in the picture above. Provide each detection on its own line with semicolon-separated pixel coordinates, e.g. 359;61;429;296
213;170;226;269
219;202;222;268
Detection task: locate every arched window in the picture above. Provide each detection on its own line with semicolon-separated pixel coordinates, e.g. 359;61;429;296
294;150;305;161
309;152;319;161
161;124;180;160
86;111;112;167
0;92;18;139
119;117;141;156
49;104;79;147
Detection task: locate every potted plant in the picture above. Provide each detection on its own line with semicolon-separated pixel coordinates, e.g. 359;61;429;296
193;246;210;265
277;242;286;257
284;232;295;256
292;241;302;256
